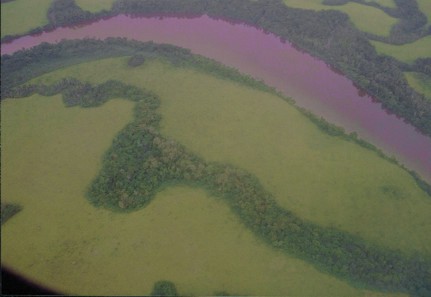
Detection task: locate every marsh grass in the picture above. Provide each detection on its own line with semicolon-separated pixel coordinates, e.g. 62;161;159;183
364;0;396;8
0;0;52;38
0;95;403;296
283;0;397;36
74;0;114;13
405;72;431;101
371;36;431;63
417;0;431;25
31;57;431;256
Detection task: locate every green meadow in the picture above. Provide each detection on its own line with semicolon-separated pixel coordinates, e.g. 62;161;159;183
31;57;431;257
1;94;408;297
0;0;52;38
75;0;115;13
417;0;431;25
371;36;431;63
405;72;431;101
364;0;396;8
282;0;327;11
283;0;397;36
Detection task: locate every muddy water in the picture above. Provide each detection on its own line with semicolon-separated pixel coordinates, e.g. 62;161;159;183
2;14;430;181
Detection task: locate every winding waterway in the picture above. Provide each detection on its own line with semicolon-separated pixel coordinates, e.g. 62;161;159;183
2;14;431;182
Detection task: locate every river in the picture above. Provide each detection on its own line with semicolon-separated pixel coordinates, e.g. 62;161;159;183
2;14;430;182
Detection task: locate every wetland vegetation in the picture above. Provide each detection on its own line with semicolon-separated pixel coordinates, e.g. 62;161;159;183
1;203;22;225
1;0;431;296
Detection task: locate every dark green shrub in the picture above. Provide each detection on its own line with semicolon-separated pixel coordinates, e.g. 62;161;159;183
151;280;178;296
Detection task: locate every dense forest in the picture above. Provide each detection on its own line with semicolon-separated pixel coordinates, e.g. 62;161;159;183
2;0;431;137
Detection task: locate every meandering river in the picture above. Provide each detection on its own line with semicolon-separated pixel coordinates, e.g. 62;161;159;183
2;14;430;182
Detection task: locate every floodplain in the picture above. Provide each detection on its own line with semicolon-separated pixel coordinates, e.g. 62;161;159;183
1;94;407;297
0;0;51;37
405;72;431;101
31;57;431;256
75;0;114;12
371;36;431;63
2;1;431;295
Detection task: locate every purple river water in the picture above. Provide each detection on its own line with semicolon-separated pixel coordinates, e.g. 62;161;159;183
2;15;431;182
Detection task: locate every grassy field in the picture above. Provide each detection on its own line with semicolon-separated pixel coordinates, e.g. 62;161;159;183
1;0;52;38
371;36;431;63
417;0;431;25
405;72;431;101
1;95;407;296
75;0;115;13
364;0;396;8
283;0;397;36
31;57;431;257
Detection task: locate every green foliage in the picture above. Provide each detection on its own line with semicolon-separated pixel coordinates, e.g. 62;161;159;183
127;53;145;67
47;0;91;27
151;280;178;296
1;203;22;225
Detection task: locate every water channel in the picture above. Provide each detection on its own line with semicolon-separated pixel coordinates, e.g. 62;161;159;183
2;14;430;182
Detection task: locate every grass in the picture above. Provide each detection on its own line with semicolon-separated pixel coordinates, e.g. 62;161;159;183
417;0;431;25
364;0;396;8
371;36;431;63
31;57;431;257
75;0;114;13
283;0;397;36
0;95;406;296
405;72;431;101
282;0;327;11
0;0;52;38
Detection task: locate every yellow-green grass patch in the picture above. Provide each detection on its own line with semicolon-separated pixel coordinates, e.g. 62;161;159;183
371;36;431;63
331;2;397;36
75;0;114;13
364;0;396;8
1;0;52;38
417;0;431;25
31;57;431;256
1;95;405;296
283;1;397;36
282;0;327;11
405;72;431;101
